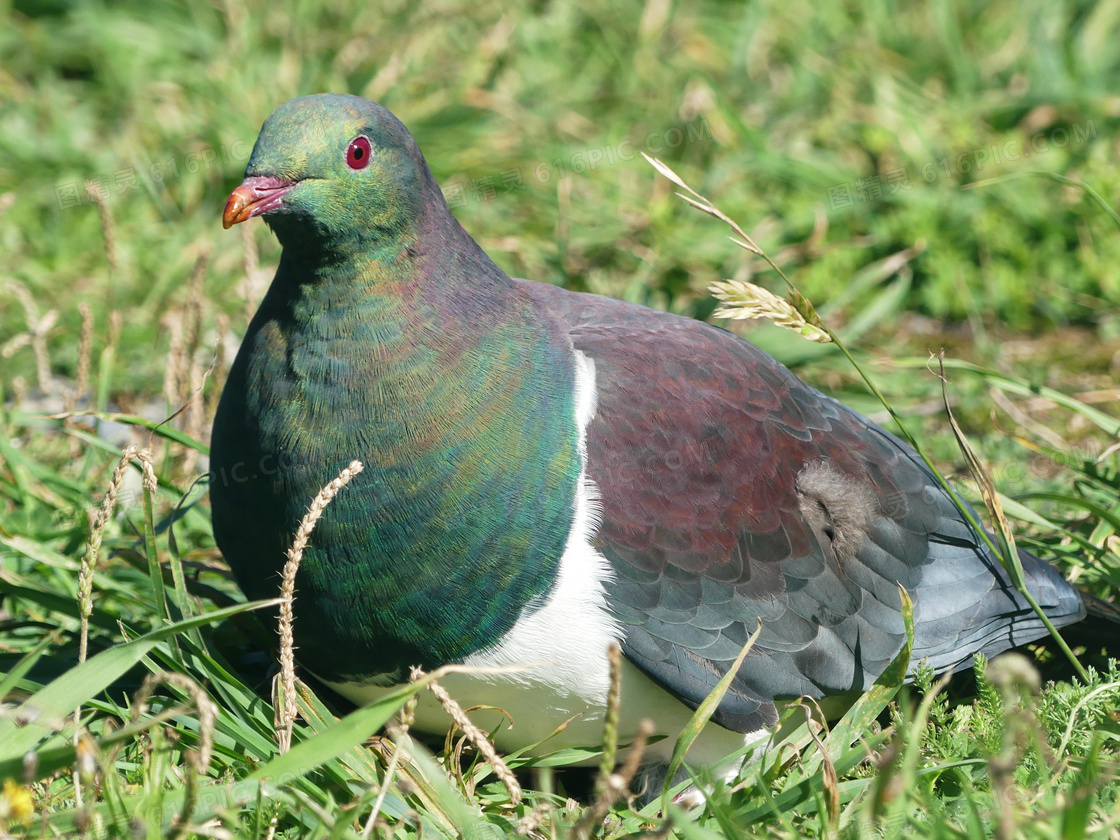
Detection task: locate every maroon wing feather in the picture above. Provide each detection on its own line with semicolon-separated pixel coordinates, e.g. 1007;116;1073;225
520;280;1084;733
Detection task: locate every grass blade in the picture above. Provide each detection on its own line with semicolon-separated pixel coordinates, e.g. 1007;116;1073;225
0;598;279;759
660;619;763;810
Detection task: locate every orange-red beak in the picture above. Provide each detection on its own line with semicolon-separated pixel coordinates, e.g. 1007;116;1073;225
222;175;297;229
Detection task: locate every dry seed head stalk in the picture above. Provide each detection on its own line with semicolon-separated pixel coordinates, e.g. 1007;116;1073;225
32;310;58;393
515;804;550;837
107;310;122;353
799;703;839;827
598;643;623;783
6;279;40;325
576;718;654;836
613;719;654;792
74;443;141;807
84;181;117;274
137;447;158;493
640;153;763;256
362;696;417;840
131;672;219;773
80;444;140;663
184;359;206;447
3;280;59;392
412;666;522;805
276;459;365;753
73;301;94;409
0;332;32;359
709;280;831;342
183;250;208;365
162;312;186;409
397;692;418;733
640;155;831;344
10;376;27;406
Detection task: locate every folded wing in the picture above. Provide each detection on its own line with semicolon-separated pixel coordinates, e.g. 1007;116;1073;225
523;282;1085;733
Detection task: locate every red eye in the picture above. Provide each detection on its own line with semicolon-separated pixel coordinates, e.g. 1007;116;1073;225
346;136;371;169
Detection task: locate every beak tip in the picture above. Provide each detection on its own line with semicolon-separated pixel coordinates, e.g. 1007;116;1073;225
223;176;294;230
222;194;246;230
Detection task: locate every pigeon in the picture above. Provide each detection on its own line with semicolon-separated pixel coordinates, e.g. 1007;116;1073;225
211;94;1108;776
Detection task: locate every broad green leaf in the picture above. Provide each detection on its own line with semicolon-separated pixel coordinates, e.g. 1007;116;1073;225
0;705;185;780
99;682;430;834
0;598;278;759
0;628;62;700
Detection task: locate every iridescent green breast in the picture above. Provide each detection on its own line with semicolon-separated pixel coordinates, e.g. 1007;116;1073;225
211;247;582;682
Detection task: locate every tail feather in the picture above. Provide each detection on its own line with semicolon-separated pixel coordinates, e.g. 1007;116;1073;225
1016;547;1087;627
1080;591;1120;627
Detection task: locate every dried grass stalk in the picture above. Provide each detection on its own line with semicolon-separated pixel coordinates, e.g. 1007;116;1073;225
598;642;623;782
31;310;58;394
84;181;117;274
0;332;32;359
73;301;94;409
131;671;217;840
515;803;551;836
640;152;763;256
10;376;27;406
710;280;831;342
74;444;142;808
107;310;122;360
361;694;418;840
183;250;208;366
575;719;654;836
640;153;831;343
80;444;140;664
3;279;58;392
184;359;206;447
276;459;365;753
138;448;158;494
163;313;186;410
416;667;522;805
131;671;219;773
5;279;40;325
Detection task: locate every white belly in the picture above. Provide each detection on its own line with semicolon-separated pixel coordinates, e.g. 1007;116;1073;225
325;657;764;770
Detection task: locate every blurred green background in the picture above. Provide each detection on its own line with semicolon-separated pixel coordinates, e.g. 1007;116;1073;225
1;0;1118;462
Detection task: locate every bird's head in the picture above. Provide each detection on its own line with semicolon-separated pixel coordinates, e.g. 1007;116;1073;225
223;94;433;251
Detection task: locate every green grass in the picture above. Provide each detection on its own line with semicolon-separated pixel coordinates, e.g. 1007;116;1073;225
2;0;1120;836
